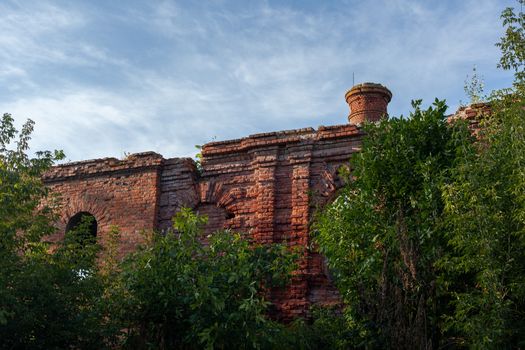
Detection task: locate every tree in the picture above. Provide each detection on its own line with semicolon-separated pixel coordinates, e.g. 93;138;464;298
314;100;473;349
0;114;63;252
497;0;525;87
0;113;117;349
438;2;525;346
315;2;525;348
440;87;525;349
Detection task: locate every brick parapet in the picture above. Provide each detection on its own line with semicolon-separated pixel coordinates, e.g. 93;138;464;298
449;102;490;120
43;151;165;182
201;124;361;157
448;102;491;134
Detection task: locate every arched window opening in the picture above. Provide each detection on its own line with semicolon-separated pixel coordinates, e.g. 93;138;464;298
65;212;97;243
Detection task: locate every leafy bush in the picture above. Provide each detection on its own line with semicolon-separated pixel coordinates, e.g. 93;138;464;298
114;208;297;349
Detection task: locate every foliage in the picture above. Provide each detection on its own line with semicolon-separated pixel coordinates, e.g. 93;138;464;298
464;65;485;104
440;12;525;343
437;2;525;346
0;114;118;349
276;306;354;350
0;113;64;251
114;208;297;350
313;3;525;349
497;0;525;86
314;100;474;348
1;218;119;349
440;85;525;349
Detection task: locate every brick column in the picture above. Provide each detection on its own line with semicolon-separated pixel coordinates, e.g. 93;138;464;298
250;147;279;244
284;143;313;319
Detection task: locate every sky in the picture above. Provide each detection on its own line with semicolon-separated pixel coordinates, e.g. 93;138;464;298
0;0;518;162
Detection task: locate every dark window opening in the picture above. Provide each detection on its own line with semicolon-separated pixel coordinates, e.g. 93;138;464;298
66;212;97;243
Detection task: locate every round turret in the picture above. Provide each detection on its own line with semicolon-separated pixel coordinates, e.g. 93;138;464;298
345;82;392;125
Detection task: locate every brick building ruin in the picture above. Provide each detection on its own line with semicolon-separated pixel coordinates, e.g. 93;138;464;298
43;83;482;319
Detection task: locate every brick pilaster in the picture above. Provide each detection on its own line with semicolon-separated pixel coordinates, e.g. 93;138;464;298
251;147;279;244
284;143;313;319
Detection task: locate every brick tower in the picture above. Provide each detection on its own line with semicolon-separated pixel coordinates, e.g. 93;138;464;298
345;82;392;124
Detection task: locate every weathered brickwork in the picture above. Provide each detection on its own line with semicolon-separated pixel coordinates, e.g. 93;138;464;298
345;82;392;124
157;158;200;230
194;124;364;318
43;152;164;257
46;83;482;320
448;102;492;133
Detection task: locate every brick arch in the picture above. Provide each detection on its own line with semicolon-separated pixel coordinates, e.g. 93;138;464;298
194;203;234;235
323;172;346;206
50;195;113;245
306;163;349;308
60;196;111;228
65;211;97;235
311;163;348;209
196;180;245;234
65;211;98;248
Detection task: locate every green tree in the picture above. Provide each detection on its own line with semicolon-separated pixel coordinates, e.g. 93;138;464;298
440;87;525;349
314;101;473;349
0;113;117;349
115;208;297;350
0;113;63;252
497;0;525;86
438;2;525;346
315;3;525;348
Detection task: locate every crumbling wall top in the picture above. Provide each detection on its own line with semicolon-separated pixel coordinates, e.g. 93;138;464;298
201;124;362;157
43;151;166;182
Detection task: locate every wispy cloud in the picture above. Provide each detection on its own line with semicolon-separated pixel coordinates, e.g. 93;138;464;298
0;2;86;65
0;0;517;161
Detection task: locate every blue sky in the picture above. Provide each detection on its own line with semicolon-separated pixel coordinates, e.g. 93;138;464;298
0;0;517;161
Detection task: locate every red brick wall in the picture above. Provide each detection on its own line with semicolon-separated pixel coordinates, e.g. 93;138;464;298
43;124;362;320
191;124;363;319
43;152;163;257
157;157;199;230
43;90;491;320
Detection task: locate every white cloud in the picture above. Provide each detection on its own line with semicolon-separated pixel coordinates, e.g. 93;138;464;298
0;0;518;162
0;2;86;65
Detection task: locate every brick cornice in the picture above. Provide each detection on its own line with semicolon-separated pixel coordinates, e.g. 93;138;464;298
43;152;166;183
